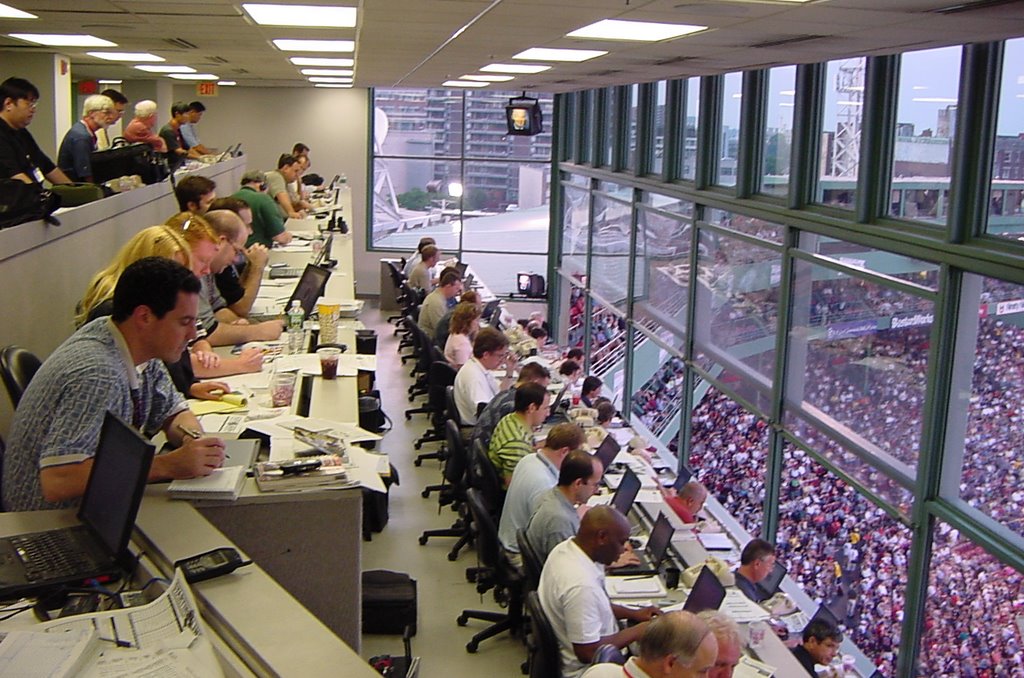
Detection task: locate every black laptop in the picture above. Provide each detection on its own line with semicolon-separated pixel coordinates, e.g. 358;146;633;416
286;264;332;320
481;299;501;323
610;467;641;517
683;565;726;613
755;560;788;598
0;412;154;600
594;434;621;473
607;513;675;577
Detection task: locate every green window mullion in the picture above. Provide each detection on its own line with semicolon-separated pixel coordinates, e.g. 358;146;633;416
856;55;899;224
736;69;767;199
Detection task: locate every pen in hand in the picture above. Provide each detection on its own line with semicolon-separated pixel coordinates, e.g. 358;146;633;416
177;424;202;439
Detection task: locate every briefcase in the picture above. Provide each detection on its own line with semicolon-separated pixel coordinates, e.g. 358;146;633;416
91;138;169;185
362;569;417;635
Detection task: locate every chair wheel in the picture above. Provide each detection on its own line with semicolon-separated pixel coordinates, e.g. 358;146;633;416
457;614;468;626
421;489;430;498
414;441;422;450
405;412;412;420
466;640;478;653
414;458;422;467
447;550;458;561
419;535;428;545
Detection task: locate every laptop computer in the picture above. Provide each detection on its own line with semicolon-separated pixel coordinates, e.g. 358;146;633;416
607;513;675;577
683;565;726;614
755;560;787;598
481;299;501;323
672;465;693;491
610;467;641;517
593;434;621;473
0;412;153;600
454;261;469;278
287;264;332;321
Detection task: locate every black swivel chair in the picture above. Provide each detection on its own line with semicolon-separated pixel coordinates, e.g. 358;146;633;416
524;591;561;678
0;345;42;409
418;421;473;561
386;261;408;325
413;361;457;454
456;488;524;653
468;440;505;519
516;529;544;594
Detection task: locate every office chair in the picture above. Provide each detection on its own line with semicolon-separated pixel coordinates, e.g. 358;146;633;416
386;261;408;326
516;529;543;594
468;440;505;520
524;591;561;678
399;314;419;362
590;644;626;666
0;345;42;409
413;361;457;455
419;421;473;561
445;384;474;440
456;488;524;653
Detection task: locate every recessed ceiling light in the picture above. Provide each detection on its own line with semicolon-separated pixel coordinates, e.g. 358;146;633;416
88;52;164;62
0;3;36;19
444;80;488;88
566;19;706;42
779;90;795;96
97;79;122;84
244;3;356;27
308;76;352;83
300;68;354;76
460;74;515;82
273;39;353;52
290;56;354;67
9;33;116;47
315;83;352;88
135;65;196;73
218;81;237;86
167;73;219;80
513;47;606;62
481;63;551;74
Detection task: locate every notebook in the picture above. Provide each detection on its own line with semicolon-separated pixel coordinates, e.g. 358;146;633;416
607;513;675;577
0;412;153;600
168;465;248;501
682;565;726;613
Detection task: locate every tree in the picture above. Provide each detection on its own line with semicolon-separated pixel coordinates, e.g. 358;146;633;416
397;187;433;211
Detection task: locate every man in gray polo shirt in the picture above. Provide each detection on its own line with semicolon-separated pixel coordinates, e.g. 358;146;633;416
525;450;603;563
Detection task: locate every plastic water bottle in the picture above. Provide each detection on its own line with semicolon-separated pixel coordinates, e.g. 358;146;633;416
287;300;305;354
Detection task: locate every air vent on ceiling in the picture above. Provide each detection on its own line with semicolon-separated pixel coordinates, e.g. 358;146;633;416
654;56;696;66
163;38;198;50
931;0;1020;14
752;35;827;49
204;56;229;64
231;68;250;74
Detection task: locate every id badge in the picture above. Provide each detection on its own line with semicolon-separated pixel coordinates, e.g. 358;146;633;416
32;167;44;183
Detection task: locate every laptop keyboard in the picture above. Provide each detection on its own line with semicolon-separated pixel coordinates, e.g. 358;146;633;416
269;267;303;279
11;530;104;582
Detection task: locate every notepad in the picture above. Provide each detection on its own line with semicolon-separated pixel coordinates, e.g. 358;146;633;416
604;575;667;599
721;589;772;623
698;532;735;551
168;465;247;501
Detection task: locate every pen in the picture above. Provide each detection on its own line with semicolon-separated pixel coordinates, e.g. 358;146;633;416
177;424;202;439
624;575;652;581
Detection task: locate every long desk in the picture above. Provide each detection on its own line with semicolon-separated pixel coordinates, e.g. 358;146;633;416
0;502;378;676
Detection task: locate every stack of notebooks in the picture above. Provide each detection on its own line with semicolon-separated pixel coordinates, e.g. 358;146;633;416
167;465;248;501
254;454;357;492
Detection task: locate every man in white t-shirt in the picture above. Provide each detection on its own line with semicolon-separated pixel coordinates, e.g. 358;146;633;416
453;327;514;425
538;506;660;677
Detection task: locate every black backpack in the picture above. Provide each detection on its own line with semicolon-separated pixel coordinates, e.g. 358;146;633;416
0;178;60;229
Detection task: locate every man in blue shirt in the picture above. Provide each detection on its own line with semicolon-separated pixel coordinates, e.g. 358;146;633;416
57;94;114;182
180;101;212;156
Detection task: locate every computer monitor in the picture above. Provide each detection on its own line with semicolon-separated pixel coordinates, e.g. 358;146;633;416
683;565;726;614
805;603;842;634
594;434;621;472
286;264;331;320
672;465;694;492
611;467;641;517
756;560;787;598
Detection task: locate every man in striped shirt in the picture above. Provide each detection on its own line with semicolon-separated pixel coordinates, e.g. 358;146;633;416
488;382;550;487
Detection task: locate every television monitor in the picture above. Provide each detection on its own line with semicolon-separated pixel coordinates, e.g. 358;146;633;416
506;97;543;136
517;273;545;298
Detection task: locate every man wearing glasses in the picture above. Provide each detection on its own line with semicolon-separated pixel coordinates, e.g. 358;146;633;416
0;77;72;186
57;94;115;183
733;538;777;603
523;449;603;564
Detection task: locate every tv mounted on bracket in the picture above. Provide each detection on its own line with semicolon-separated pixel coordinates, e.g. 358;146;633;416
506;96;543;137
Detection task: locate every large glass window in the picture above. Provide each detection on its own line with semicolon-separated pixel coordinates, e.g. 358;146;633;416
763;65;795;198
652;81;668;176
988;37;1024;238
717;72;742;187
561;181;590;279
819;57;866;209
590;193;632;315
590;298;627;404
371;88;552;254
626;84;639;172
888;46;961;225
630;344;685;443
682;78;700;181
632;201;692;349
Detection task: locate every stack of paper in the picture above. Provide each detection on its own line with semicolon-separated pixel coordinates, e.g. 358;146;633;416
168;465;247;501
604;575;667;599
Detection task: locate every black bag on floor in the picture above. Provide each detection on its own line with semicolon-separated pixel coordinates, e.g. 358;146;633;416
363;570;417;636
363;464;398;538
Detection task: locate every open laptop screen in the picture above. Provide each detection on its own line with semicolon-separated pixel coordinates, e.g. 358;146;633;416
594;434;621;472
757;560;787;597
78;412;155;558
611;467;641;517
287;264;331;320
683;565;726;614
645;513;675;567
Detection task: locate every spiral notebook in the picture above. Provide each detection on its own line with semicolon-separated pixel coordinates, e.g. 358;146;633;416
167;465;247;501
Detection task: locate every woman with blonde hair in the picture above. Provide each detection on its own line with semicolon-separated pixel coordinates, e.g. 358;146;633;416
444;302;481;369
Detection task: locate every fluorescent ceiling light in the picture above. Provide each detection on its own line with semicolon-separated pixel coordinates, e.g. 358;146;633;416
300;68;353;76
9;33;115;47
135;65;195;73
218;81;237;86
731;93;742;99
513;47;606;62
912;97;957;103
273;38;353;52
481;63;550;74
779;90;795;96
290;56;354;67
315;83;352;88
308;76;352;83
97;79;122;84
567;19;705;42
837;100;863;106
167;73;219;80
779;102;795;107
912;85;928;90
444;80;487;88
0;3;36;19
460;74;514;82
88;51;164;62
244;3;356;27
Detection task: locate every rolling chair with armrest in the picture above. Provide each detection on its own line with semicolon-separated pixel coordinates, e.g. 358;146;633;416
386;261;409;326
524;591;561;678
418;421;473;561
468;440;505;520
413;361;457;455
516;529;543;594
456;488;525;653
399;313;420;363
0;345;42;409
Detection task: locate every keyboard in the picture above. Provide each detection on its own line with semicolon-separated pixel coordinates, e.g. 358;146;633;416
269;266;303;279
11;529;103;582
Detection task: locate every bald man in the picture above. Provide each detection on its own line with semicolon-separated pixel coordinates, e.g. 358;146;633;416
697;610;743;678
538;506;660;677
582;611;718;678
663;480;709;524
